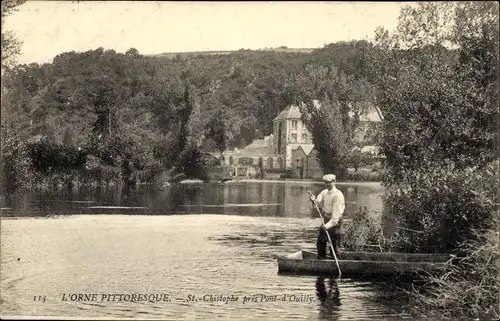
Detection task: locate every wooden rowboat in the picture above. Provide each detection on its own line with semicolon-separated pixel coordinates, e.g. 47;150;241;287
277;250;453;277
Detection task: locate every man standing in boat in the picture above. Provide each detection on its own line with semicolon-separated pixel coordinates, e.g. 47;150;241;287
309;174;345;260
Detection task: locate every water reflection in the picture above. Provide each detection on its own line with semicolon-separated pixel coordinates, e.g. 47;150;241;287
0;181;384;219
1;205;412;320
315;276;342;318
208;226;319;261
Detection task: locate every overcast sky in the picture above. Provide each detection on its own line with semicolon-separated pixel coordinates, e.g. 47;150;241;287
5;1;413;64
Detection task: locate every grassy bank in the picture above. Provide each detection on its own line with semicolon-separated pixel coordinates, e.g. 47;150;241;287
407;214;499;319
343;207;499;320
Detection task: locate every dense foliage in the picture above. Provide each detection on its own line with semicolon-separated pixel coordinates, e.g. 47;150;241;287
374;1;498;253
294;64;375;176
1;36;381;191
1;1;498;318
1;0;26;69
372;2;499;319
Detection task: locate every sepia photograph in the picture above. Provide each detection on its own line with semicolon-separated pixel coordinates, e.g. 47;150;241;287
1;1;498;320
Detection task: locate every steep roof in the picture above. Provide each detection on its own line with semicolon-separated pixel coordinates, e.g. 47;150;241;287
242;135;273;149
274;100;383;122
301;145;314;155
290;144;315;156
295;145;315;156
273;104;302;121
244;139;268;148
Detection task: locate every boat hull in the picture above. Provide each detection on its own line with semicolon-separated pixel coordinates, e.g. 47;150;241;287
277;250;450;277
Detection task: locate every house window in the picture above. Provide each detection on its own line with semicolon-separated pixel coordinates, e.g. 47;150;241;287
291;120;298;129
291;133;297;143
301;133;307;142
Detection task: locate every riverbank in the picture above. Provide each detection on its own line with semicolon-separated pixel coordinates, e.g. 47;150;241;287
175;178;382;186
214;178;382;186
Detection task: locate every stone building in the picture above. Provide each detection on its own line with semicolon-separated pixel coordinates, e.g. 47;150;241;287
213;100;383;179
272;102;316;168
216;134;283;174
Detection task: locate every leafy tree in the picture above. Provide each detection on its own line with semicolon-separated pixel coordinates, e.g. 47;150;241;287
175;143;207;180
206;109;229;160
125;48;140;56
0;122;30;193
1;0;26;69
291;64;375;176
311;40;379;81
300;94;350;176
181;83;203;147
171;83;206;179
374;2;499;252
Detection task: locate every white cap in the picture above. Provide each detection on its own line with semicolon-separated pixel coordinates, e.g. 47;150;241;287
322;174;336;182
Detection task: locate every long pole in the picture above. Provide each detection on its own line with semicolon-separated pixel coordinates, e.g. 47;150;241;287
308;191;342;278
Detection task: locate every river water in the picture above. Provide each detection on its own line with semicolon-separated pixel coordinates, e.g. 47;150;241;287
1;181;414;320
